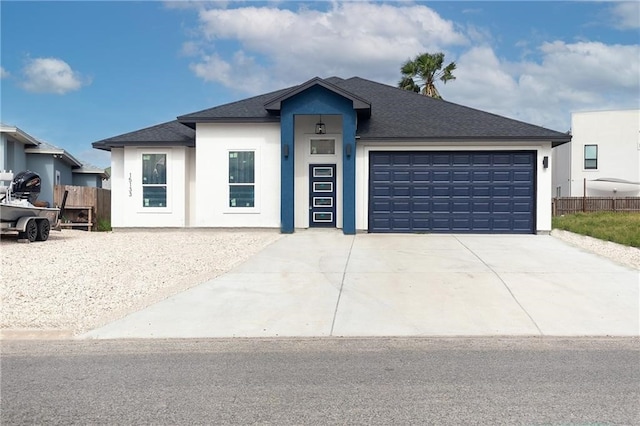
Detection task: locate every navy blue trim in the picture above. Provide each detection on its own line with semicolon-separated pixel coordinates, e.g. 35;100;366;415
279;85;357;234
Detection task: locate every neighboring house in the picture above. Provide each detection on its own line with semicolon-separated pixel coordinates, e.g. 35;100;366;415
0;123;40;174
93;76;571;234
1;124;108;206
553;109;640;197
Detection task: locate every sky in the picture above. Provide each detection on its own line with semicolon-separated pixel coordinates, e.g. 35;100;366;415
1;1;639;169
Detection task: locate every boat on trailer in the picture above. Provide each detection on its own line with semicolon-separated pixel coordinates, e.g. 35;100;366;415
0;170;64;242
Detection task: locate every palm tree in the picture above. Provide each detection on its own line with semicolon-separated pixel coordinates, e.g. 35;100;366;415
398;52;456;100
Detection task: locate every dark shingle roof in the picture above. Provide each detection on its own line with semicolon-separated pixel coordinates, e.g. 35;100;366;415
95;76;570;149
332;77;569;142
93;120;194;151
176;88;292;125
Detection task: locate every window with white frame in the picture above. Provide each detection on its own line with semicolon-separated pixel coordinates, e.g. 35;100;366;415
142;153;167;207
584;145;597;170
229;151;255;207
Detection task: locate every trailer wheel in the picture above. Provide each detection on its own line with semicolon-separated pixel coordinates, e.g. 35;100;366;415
36;219;51;241
20;220;38;242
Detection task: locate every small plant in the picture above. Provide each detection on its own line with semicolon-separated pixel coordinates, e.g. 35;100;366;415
553;212;640;248
96;218;112;232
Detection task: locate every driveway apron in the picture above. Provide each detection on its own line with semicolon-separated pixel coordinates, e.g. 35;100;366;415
82;231;639;339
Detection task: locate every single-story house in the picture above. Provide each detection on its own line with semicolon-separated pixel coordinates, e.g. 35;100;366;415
93;76;571;234
553;109;640;197
1;124;108;206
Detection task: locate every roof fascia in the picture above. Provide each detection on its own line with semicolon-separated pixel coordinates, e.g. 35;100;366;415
264;77;371;112
357;135;572;146
0;126;41;147
177;116;280;127
91;140;195;150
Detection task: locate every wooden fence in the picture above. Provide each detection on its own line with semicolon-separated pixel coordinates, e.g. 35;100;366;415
552;197;640;216
54;185;111;226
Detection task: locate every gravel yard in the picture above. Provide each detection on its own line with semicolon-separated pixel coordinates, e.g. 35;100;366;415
1;228;637;337
1;229;282;335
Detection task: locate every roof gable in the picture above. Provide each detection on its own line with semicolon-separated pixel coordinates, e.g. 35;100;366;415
263;76;371;115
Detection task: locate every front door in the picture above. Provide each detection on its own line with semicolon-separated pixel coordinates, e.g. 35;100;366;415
309;164;336;227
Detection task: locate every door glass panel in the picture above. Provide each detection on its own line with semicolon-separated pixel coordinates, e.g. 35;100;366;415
313;182;333;192
313;167;333;177
313;197;333;207
313;212;333;222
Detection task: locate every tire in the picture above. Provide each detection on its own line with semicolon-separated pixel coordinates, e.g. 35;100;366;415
25;220;38;242
36;219;51;241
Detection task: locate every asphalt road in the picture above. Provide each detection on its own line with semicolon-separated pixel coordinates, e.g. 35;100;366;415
2;337;639;425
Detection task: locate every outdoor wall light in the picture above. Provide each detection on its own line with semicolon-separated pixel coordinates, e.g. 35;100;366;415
283;144;290;158
315;115;326;135
543;156;549;169
345;144;352;158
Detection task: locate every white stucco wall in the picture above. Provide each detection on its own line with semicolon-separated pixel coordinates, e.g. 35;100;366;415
110;148;125;227
552;141;572;197
570;110;640;196
194;123;281;228
355;142;554;233
111;146;188;227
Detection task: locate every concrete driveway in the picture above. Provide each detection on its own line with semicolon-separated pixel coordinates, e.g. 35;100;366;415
82;231;639;339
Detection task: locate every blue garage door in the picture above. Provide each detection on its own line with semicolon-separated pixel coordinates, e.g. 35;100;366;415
369;151;536;233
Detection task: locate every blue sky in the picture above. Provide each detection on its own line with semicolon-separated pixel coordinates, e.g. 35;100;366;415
1;1;639;168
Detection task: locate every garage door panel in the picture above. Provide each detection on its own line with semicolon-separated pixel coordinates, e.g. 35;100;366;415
452;201;471;213
392;186;411;197
413;186;430;197
492;186;511;197
472;171;490;182
453;186;471;197
369;151;535;233
514;171;532;181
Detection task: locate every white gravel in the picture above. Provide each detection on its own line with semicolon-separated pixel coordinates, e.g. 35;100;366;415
1;228;637;336
1;229;282;335
550;229;640;270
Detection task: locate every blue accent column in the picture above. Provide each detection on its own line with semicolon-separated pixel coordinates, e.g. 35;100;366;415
342;112;357;235
280;113;295;233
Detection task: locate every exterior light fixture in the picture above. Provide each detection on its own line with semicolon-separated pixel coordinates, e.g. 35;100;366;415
315;115;326;135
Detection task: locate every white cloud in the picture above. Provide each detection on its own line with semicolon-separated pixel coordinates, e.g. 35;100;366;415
0;66;9;79
188;2;467;92
443;41;640;131
20;57;89;94
179;2;638;132
609;2;640;30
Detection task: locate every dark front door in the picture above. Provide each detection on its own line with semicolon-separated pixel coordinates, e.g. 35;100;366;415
309;164;336;228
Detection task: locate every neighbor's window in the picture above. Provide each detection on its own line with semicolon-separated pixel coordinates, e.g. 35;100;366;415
142;153;167;207
310;138;335;155
584;145;598;170
229;151;255;207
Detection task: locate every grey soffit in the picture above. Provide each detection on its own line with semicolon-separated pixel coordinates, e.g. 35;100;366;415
92;120;195;150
